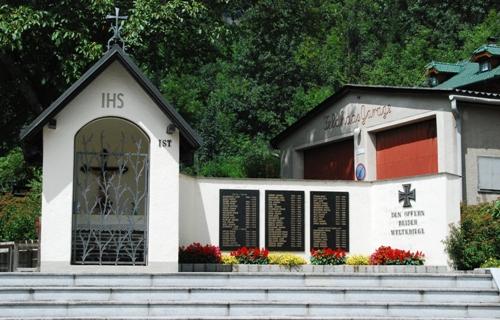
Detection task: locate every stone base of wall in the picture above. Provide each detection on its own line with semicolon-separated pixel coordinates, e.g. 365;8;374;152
179;263;232;272
178;264;453;273
232;264;449;273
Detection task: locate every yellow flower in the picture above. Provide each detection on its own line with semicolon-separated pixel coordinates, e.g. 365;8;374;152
221;254;238;265
269;253;307;267
346;254;370;265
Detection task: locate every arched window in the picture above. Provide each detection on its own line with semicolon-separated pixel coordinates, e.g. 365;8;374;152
72;117;150;265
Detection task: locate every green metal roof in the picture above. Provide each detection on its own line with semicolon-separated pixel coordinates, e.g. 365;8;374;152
425;61;463;74
472;44;500;56
435;61;500;89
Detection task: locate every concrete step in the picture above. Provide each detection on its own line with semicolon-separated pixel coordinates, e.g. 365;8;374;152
0;272;496;289
0;286;497;303
0;300;498;318
0;317;498;320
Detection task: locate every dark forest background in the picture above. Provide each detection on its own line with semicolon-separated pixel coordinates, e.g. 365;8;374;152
1;0;500;182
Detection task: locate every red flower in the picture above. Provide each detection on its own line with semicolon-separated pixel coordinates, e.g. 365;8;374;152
230;247;269;264
370;246;425;265
179;243;221;263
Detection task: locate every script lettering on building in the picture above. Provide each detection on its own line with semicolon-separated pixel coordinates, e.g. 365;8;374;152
324;104;392;130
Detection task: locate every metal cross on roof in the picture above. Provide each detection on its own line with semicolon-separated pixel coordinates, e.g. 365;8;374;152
106;7;128;51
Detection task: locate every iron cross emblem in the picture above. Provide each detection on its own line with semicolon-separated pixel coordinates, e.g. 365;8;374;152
106;7;128;51
398;184;416;208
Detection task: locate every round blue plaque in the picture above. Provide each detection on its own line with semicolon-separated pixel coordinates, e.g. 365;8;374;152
355;163;366;181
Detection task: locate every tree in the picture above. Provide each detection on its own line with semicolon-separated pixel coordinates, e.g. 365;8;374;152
1;1;499;178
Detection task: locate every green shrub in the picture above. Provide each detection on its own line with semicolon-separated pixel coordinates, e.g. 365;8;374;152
487;200;500;219
0;169;41;241
444;203;500;270
481;257;500;268
244;149;280;178
0;147;27;193
197;156;246;178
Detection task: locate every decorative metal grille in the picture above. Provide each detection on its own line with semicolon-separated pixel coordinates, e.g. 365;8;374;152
72;132;149;265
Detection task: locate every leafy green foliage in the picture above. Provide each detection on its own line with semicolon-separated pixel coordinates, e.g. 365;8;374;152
0;147;27;193
1;1;500;175
0;169;41;241
481;257;500;268
444;203;500;270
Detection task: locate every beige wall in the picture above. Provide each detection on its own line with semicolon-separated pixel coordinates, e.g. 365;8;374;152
277;90;459;181
461;103;500;204
41;61;180;272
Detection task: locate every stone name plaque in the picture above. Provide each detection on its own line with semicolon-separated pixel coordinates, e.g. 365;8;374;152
310;191;349;250
265;190;304;251
219;189;259;250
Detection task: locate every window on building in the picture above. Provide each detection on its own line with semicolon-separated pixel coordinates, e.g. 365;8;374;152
428;76;438;87
479;60;491;72
478;156;500;192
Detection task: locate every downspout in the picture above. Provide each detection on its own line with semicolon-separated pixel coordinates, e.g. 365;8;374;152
448;95;462;177
449;95;465;205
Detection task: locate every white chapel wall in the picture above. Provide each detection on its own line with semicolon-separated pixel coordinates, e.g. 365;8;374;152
41;61;180;272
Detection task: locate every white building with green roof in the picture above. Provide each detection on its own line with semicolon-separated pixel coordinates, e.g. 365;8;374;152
426;42;500;92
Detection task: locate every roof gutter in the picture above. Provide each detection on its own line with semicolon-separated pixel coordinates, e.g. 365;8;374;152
449;94;500;106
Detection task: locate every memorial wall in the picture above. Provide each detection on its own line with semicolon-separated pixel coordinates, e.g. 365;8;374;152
179;173;461;265
219;190;259;250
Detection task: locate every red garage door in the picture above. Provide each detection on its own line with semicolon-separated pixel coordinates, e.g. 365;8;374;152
376;119;437;179
304;139;354;180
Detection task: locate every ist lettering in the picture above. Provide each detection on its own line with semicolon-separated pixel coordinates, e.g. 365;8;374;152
158;139;172;148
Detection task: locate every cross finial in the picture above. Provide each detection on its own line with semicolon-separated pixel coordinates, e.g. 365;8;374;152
106;7;128;51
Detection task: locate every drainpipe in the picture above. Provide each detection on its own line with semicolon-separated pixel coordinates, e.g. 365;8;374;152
448;95;462;177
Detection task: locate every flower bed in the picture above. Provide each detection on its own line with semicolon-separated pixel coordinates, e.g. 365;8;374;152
370;246;425;265
230;247;269;264
179;244;428;272
269;253;307;267
179;243;221;264
310;248;346;265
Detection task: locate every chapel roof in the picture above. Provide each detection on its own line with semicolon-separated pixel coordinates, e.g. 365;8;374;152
20;45;202;150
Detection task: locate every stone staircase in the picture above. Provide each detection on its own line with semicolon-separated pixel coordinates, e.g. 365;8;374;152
0;272;498;319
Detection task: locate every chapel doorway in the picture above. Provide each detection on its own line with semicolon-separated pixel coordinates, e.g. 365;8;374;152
71;117;150;265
